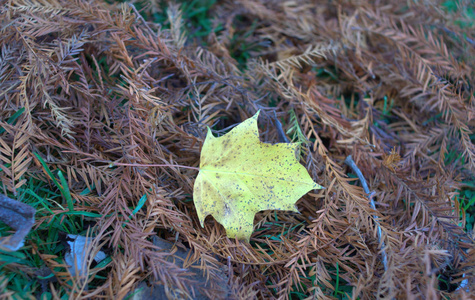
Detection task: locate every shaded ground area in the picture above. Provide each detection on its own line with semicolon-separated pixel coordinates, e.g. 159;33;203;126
0;0;474;299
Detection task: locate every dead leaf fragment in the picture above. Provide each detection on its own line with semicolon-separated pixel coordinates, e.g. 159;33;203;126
0;193;36;251
64;234;107;277
128;237;230;300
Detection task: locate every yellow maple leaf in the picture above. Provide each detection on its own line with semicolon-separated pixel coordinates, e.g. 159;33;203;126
193;111;322;241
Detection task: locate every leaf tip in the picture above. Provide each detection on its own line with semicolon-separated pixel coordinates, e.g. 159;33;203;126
313;182;324;190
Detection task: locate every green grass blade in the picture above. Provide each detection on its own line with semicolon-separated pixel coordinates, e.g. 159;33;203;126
57;170;73;211
59;211;102;218
0;107;25;134
130;194;147;217
334;261;340;297
33;153;62;193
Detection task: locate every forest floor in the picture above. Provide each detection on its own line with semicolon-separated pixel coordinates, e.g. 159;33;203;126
0;0;474;299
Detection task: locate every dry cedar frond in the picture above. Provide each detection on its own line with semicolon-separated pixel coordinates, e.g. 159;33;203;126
0;0;474;299
382;147;402;172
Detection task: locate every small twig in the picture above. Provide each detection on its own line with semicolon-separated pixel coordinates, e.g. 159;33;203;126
128;3;157;36
439;26;475;48
272;111;290;143
344;155;388;272
110;162;200;171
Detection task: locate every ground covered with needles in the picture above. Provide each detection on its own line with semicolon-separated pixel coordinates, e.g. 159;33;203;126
0;0;474;299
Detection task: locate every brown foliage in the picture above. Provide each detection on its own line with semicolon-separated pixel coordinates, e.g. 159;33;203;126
0;0;474;298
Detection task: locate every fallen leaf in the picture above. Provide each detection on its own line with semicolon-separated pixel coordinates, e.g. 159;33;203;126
0;193;36;251
193;111;322;241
